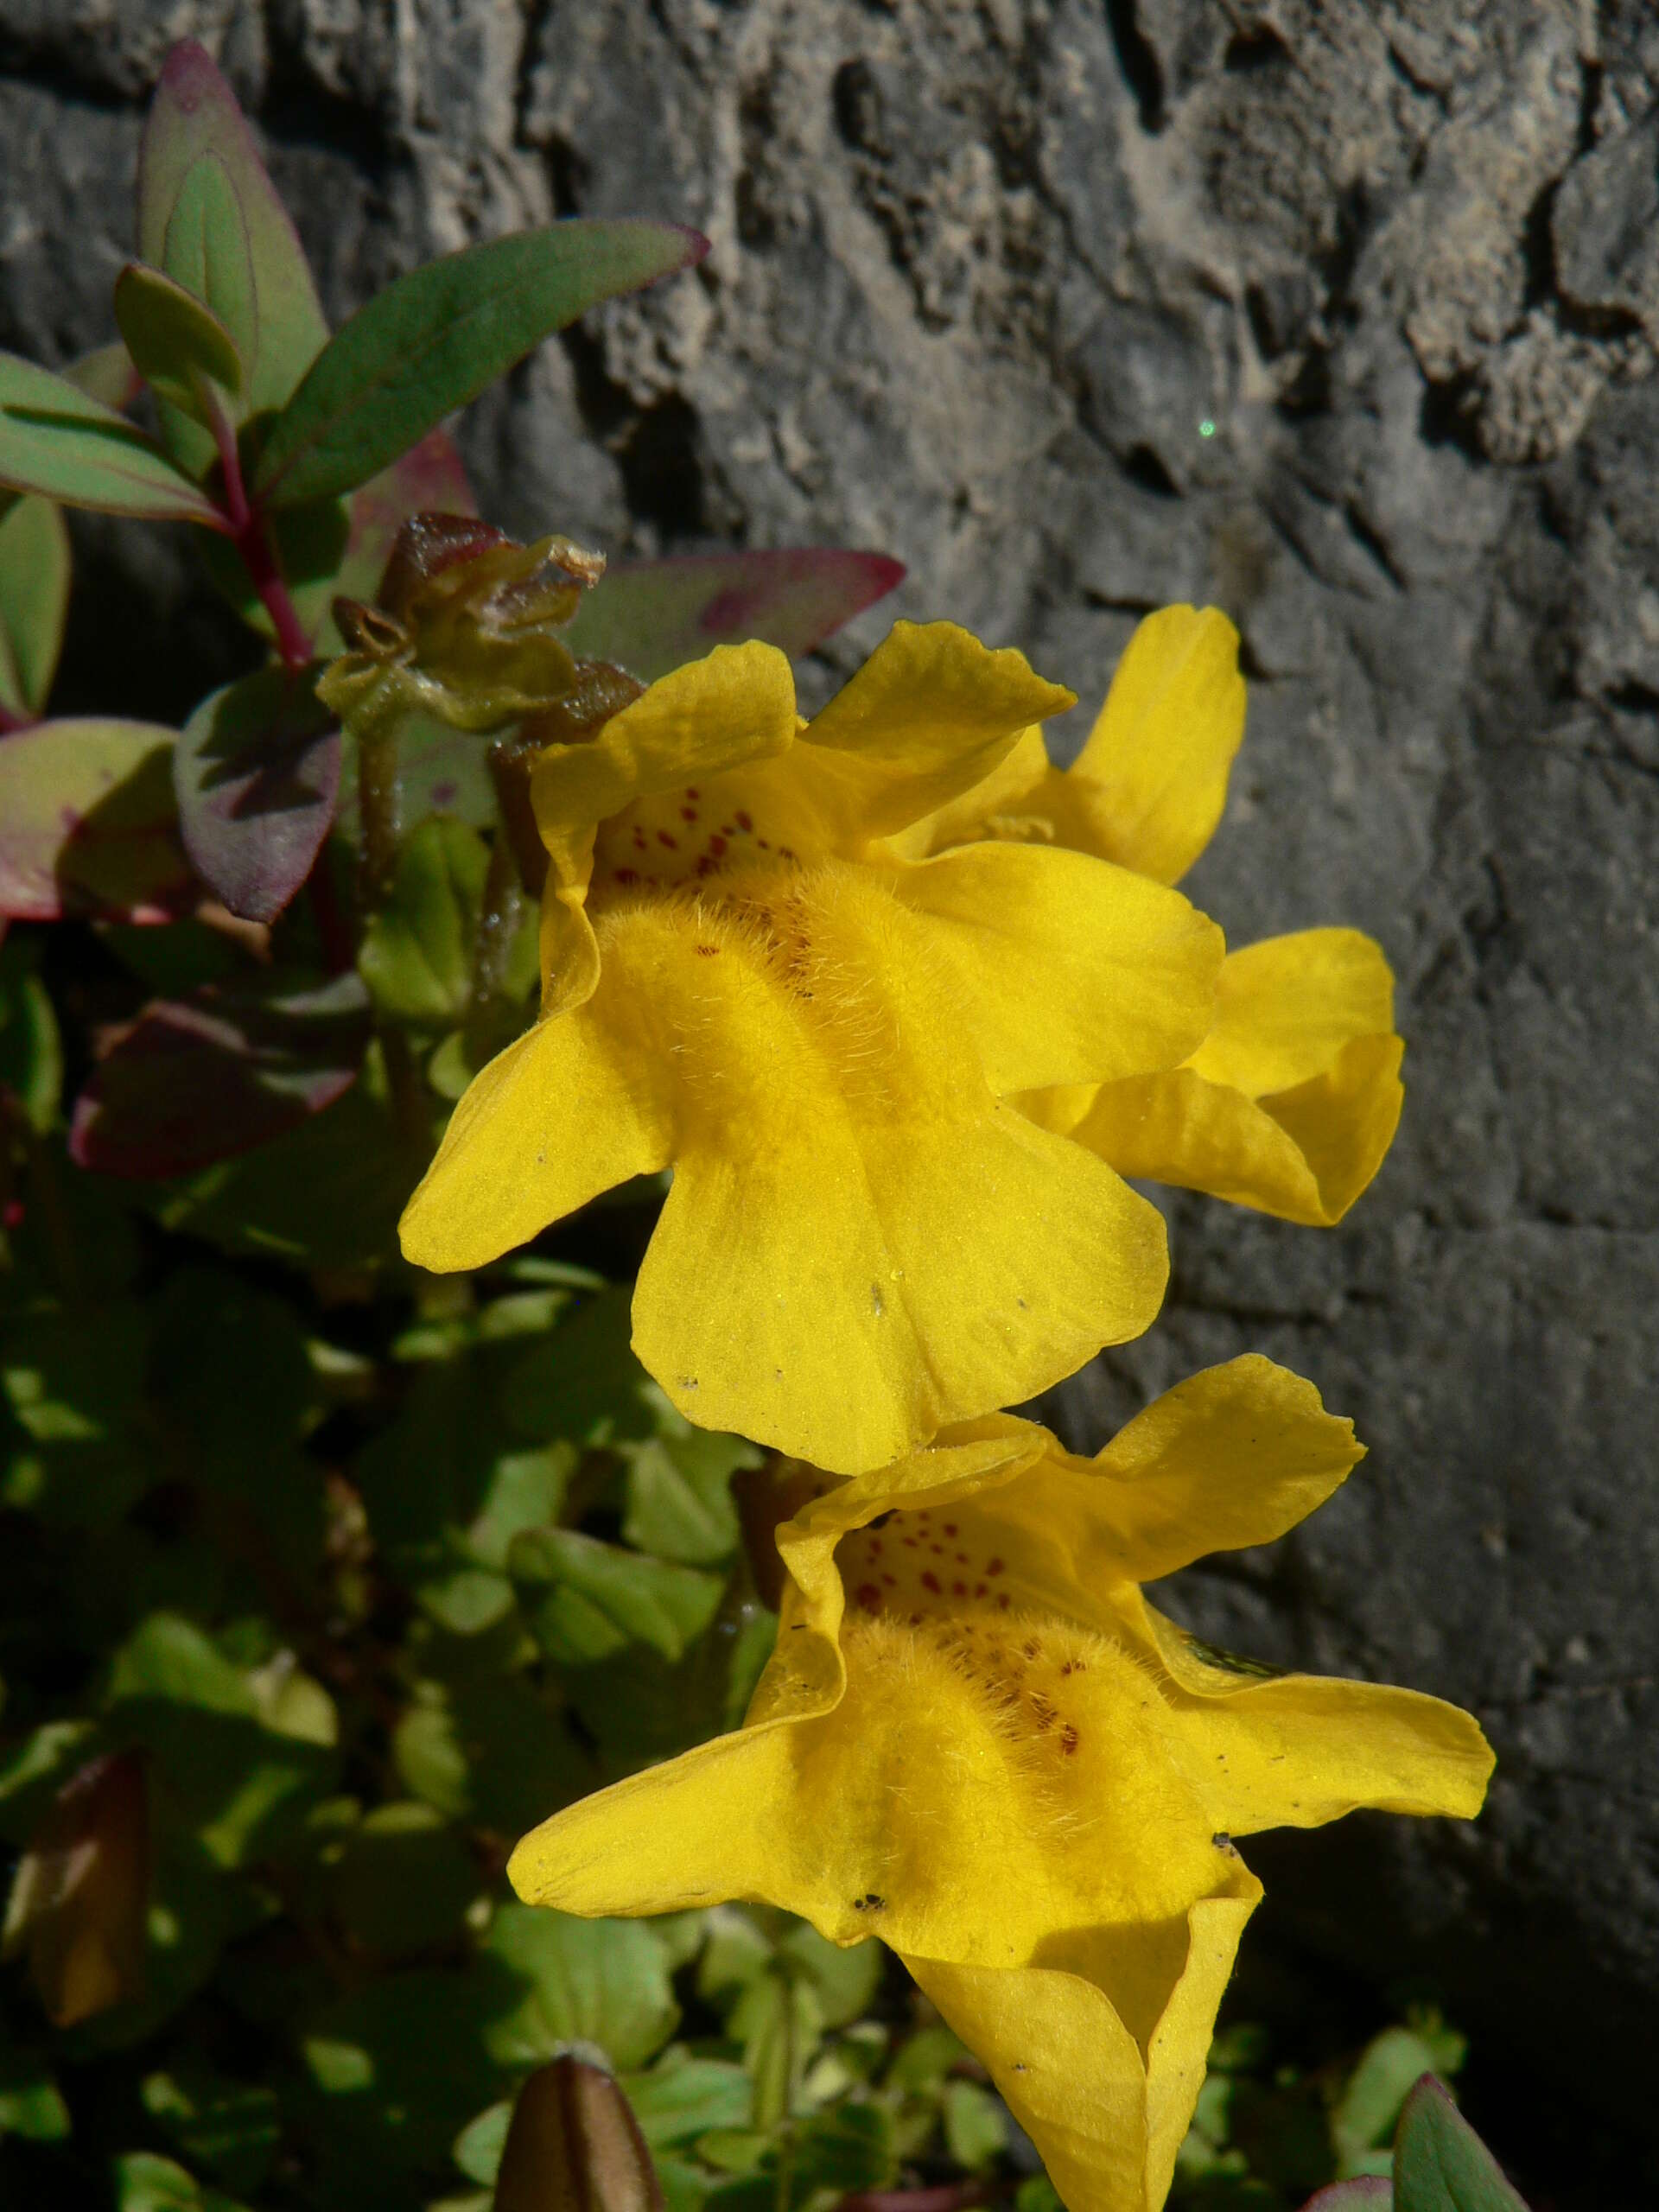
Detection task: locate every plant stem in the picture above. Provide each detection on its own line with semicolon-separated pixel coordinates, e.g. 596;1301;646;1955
462;823;526;1066
352;683;408;915
213;410;313;673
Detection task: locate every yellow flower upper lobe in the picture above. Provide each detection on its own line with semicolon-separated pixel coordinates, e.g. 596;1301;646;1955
508;1355;1494;2212
401;621;1225;1474
894;606;1407;1227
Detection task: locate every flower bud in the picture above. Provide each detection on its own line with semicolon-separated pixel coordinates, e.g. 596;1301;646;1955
3;1750;149;2027
493;2055;664;2212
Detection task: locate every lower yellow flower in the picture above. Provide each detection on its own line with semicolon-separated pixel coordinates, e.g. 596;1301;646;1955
892;607;1404;1225
509;1356;1492;2212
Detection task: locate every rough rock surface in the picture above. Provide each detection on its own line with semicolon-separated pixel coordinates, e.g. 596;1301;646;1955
3;0;1657;2126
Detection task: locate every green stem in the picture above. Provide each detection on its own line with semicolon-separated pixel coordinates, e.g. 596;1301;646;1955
462;823;526;1068
351;681;409;915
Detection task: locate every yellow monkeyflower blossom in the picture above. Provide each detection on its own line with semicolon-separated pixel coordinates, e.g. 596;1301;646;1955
509;1355;1492;2212
893;607;1405;1227
401;622;1227;1474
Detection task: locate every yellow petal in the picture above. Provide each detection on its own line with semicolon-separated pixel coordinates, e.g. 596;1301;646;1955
1068;1037;1404;1227
399;989;676;1274
801;621;1076;843
1072;607;1246;883
1137;1599;1496;1831
515;1602;1226;1964
909;1876;1261;2212
884;724;1056;860
1187;930;1395;1097
607;874;1166;1471
948;1357;1361;1602
531;642;798;1014
889;842;1224;1092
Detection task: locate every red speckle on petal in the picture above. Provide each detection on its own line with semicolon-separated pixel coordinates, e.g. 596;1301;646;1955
943;1523;957;1537
695;944;720;957
921;1571;942;1594
974;1583;988;1598
855;1583;881;1611
709;835;728;858
998;1592;1012;1610
658;830;678;849
1060;1726;1079;1755
952;1580;967;1596
681;805;698;822
613;868;639;886
986;1558;1005;1576
686;787;701;800
735;810;753;831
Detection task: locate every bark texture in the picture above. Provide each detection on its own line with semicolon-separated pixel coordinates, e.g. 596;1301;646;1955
3;0;1656;2117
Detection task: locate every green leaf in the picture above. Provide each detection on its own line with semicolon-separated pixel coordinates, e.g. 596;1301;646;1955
67;340;142;412
622;1429;752;1567
943;2078;1007;2170
359;817;490;1026
141;2064;281;2195
391;1675;594;1836
512;1527;725;1666
778;1922;882;2031
326;1802;481;1957
0;2050;71;2141
174;665;339;925
113;262;243;433
503;1286;662;1446
0;932;64;1133
483;1904;680;2070
144;1052;410;1271
3;1300;158;1529
565;550;907;683
1334;2031;1446;2174
0;352;223;523
138;43;328;435
790;2103;896;2197
0;491;71;715
621;2053;753;2150
0;717;190;923
113;2150;252;2212
453;2101;512;2186
252;220;709;509
301;1973;505;2188
1393;2078;1529;2212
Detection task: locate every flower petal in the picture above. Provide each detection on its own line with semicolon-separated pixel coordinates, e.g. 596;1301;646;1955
1071;607;1246;884
1065;1037;1405;1227
888;841;1224;1091
802;621;1076;843
614;872;1167;1471
957;1357;1362;1598
400;989;676;1274
1187;930;1396;1097
909;1876;1261;2212
1140;1605;1497;1831
516;1603;1226;1965
531;642;797;1013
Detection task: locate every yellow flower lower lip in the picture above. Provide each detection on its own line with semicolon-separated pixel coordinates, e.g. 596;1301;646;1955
506;1357;1494;2212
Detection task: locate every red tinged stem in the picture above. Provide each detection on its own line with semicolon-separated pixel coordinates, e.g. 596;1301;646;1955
213;412;314;672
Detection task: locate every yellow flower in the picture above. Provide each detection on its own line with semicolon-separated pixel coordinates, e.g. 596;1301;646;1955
891;607;1405;1227
401;623;1226;1473
509;1356;1492;2212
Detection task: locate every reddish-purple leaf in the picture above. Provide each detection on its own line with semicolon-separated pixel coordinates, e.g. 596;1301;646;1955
0;719;192;922
175;667;340;924
326;429;478;640
1301;2183;1393;2209
562;548;906;682
70;971;370;1179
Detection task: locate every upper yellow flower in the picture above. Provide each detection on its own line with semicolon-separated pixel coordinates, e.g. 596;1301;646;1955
508;1356;1493;2212
401;622;1226;1473
892;607;1405;1227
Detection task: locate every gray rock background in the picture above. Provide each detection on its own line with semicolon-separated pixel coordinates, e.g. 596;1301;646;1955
3;0;1656;2157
